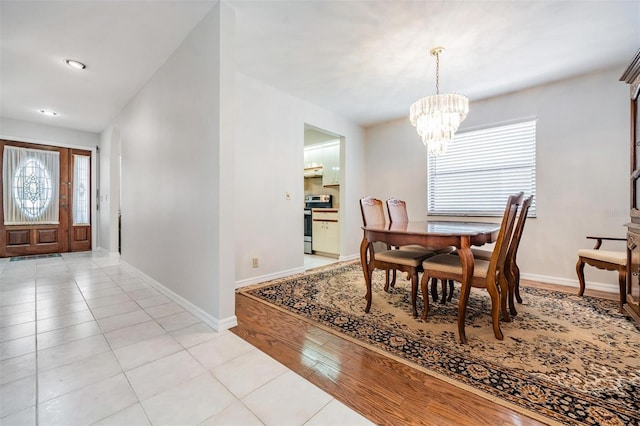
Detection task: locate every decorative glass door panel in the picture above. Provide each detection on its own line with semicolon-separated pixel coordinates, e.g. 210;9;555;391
69;150;91;252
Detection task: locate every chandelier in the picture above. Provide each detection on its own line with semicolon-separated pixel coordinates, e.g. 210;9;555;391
410;47;469;156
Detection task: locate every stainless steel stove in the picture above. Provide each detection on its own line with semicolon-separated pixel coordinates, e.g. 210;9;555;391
304;194;332;254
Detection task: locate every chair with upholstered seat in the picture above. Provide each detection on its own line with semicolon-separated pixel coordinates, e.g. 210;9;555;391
576;236;627;312
386;198;455;255
452;195;533;317
386;197;455;301
385;198;442;288
360;197;434;316
420;192;523;340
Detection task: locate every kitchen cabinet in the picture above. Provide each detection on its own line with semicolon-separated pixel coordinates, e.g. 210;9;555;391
304;145;323;168
322;143;340;186
622;48;640;325
312;209;339;257
303;141;340;186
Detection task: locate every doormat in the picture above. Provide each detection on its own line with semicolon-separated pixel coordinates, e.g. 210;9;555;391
9;253;62;262
239;261;640;426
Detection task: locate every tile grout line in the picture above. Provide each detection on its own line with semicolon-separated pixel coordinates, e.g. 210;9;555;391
34;260;42;426
64;255;153;426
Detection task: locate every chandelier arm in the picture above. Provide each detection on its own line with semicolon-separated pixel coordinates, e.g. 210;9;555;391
435;51;440;95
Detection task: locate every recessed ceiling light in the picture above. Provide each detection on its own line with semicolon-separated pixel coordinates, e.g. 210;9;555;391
65;59;86;70
39;110;58;116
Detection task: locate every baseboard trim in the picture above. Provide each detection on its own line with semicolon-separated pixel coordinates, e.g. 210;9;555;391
521;272;617;294
339;253;360;262
339;254;619;295
92;247;121;258
235;266;306;289
121;260;237;331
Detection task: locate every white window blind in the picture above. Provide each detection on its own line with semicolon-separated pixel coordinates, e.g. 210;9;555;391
428;120;536;217
3;146;60;225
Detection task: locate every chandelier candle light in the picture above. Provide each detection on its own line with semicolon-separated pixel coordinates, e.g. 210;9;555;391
410;47;469;156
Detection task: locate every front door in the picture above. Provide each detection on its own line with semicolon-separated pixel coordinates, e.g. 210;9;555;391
0;140;92;257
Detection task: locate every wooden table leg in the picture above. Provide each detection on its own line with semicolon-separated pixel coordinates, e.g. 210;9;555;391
456;239;473;344
360;236;373;313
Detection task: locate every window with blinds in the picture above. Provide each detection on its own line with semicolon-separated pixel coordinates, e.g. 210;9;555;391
427;120;537;217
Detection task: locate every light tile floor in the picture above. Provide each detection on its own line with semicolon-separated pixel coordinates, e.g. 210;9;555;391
303;254;338;270
0;251;373;426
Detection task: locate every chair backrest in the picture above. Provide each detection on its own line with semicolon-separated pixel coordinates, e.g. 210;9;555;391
386;198;410;223
505;195;533;268
360;197;386;226
488;192;524;278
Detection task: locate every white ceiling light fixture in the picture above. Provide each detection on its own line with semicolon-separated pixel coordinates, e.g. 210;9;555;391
39;109;58;116
410;47;469;156
64;59;87;70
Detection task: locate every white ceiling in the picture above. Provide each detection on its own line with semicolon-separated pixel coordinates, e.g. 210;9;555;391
1;1;638;134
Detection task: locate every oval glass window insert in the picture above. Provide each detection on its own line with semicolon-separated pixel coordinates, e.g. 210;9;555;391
13;158;53;219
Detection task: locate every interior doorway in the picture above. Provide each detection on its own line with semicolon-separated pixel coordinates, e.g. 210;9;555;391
303;124;344;269
0;139;92;257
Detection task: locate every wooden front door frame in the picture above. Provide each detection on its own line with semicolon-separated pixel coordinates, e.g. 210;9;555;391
0;139;97;257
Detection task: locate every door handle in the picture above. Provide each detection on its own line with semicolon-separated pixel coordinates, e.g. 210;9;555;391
61;203;66;207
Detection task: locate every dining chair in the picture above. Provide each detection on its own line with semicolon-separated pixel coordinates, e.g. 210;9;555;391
386;198;440;253
576;236;627;312
419;192;523;340
453;195;533;317
386;197;454;294
360;197;434;316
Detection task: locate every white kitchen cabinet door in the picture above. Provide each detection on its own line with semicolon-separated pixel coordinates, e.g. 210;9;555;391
312;210;339;256
322;143;340;186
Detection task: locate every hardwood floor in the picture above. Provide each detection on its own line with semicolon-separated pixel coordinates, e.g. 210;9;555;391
231;278;609;425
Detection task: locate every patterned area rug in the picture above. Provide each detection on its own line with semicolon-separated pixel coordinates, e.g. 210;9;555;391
239;261;640;426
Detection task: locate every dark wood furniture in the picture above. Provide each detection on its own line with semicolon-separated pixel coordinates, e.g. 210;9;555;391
385;198;452;290
359;197;434;317
360;220;501;344
622;49;640;325
431;195;533;316
576;236;627;312
464;195;533;317
418;194;522;345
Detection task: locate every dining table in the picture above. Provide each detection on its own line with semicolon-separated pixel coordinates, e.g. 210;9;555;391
360;220;501;344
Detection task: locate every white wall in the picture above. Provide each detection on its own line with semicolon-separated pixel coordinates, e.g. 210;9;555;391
1;117;99;148
97;126;120;254
107;3;236;328
234;73;366;286
365;67;629;291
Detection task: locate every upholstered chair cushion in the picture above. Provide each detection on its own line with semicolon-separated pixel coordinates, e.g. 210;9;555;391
471;248;492;260
375;249;434;267
422;254;491;278
577;249;627;266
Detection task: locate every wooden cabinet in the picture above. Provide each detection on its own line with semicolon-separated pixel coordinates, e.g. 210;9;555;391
627;225;640;322
622;48;640;325
312;209;339;257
